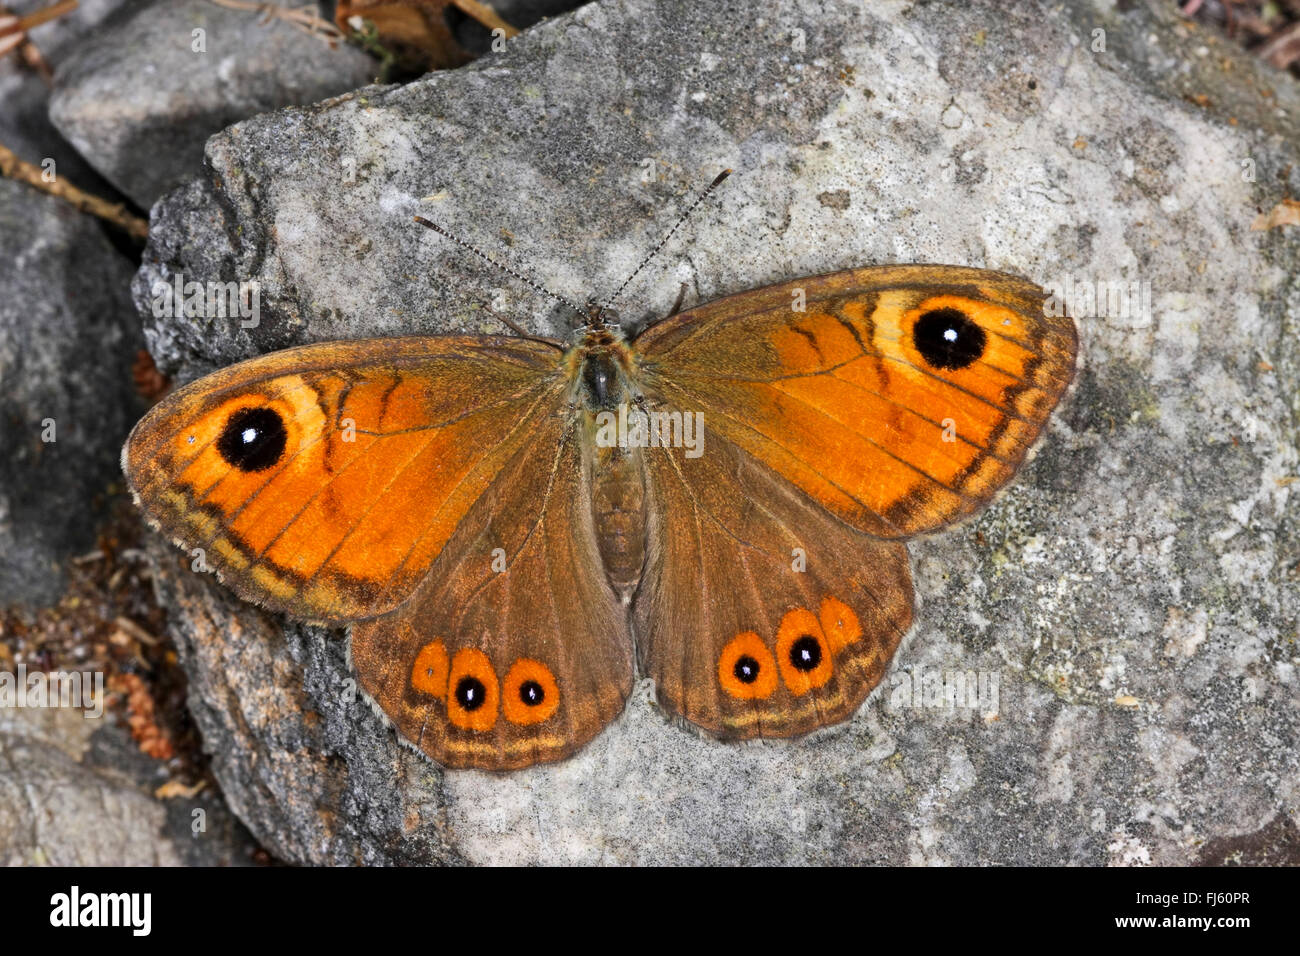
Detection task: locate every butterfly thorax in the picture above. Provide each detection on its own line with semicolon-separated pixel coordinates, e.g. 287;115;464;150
567;329;648;602
570;326;634;406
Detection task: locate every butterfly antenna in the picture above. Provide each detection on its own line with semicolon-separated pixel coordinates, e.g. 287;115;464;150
413;216;591;323
596;169;731;323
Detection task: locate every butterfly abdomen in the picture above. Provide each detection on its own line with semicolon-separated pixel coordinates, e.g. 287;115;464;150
589;444;647;603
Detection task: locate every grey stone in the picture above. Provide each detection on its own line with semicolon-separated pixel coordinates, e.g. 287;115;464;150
133;0;1299;864
48;0;379;209
0;705;258;865
0;0;132;199
0;178;142;607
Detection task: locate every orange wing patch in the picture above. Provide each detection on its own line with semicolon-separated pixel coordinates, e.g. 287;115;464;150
775;608;834;695
713;595;880;710
410;639;450;698
124;337;564;621
819;595;862;653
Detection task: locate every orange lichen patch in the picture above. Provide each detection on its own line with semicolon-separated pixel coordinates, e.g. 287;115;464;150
775;608;833;695
410;639;449;698
819;595;862;653
501;658;560;726
717;631;778;700
446;648;499;732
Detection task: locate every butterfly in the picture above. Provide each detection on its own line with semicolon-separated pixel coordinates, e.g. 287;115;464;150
124;181;1077;771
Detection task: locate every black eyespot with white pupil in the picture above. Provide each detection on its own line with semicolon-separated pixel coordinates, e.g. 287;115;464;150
519;679;545;706
790;635;822;671
216;406;287;472
733;655;761;684
912;307;987;371
455;676;487;711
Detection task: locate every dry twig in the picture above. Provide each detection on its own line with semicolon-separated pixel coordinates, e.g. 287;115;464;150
0;0;79;81
208;0;344;48
0;142;148;238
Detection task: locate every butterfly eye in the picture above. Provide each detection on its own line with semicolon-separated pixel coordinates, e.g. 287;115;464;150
216;406;288;472
819;595;862;653
409;639;449;698
502;659;560;726
717;631;778;700
775;608;833;694
911;307;988;371
446;649;499;731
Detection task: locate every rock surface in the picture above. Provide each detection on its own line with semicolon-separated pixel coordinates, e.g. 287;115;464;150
0;178;141;606
0;0;131;199
0;705;257;865
134;0;1299;864
49;0;378;209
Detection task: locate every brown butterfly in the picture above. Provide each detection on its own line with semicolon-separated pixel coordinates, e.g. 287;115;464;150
124;177;1077;770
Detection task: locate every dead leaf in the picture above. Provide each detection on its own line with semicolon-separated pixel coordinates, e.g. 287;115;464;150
155;779;207;800
118;672;175;760
338;0;518;73
1251;198;1300;231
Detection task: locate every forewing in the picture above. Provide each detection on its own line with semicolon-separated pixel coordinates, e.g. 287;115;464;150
124;336;564;622
635;265;1077;538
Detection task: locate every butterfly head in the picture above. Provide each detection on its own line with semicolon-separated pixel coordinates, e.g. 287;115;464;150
571;297;622;336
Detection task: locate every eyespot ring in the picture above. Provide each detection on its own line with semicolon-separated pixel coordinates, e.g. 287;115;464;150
217;406;289;471
904;296;1001;372
775;608;833;694
819;595;862;653
447;648;499;731
718;631;778;700
502;658;560;726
